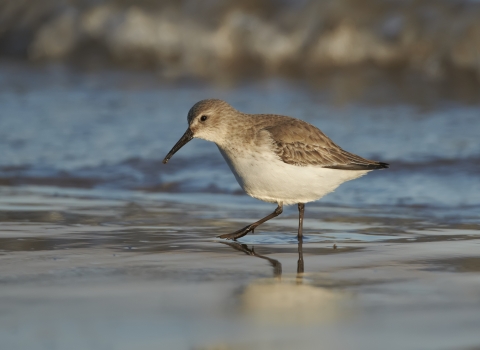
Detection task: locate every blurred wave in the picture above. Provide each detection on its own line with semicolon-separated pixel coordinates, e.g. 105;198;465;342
1;0;480;81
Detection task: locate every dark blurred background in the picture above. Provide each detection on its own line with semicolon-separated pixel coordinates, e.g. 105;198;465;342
1;0;480;84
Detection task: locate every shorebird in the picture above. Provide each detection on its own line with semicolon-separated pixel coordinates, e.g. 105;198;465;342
163;99;388;241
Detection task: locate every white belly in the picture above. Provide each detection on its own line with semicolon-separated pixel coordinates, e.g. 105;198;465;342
218;146;369;205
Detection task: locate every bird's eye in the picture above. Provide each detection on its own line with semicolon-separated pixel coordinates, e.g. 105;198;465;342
200;115;208;122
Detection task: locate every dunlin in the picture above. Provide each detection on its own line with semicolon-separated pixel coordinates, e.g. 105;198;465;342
163;99;388;240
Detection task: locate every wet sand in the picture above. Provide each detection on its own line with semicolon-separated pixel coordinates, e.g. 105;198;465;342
1;186;480;350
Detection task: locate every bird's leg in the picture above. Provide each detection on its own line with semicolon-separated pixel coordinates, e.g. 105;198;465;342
298;203;305;240
217;203;283;240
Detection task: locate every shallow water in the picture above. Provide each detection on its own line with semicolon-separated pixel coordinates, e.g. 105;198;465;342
0;62;480;349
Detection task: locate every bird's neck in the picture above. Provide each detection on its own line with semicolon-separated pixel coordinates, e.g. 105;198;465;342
213;114;257;148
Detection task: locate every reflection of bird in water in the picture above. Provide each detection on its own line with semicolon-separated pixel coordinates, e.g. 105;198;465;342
221;241;283;278
297;239;304;274
221;241;346;324
220;240;304;280
163;99;388;241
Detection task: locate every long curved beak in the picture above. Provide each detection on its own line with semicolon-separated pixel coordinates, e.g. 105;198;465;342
162;128;194;164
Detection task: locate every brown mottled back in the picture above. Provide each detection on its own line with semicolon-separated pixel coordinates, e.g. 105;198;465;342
258;115;388;170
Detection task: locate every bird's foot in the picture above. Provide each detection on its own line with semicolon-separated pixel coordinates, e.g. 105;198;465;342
217;224;255;240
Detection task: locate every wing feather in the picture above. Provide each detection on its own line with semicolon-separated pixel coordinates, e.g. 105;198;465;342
262;118;388;170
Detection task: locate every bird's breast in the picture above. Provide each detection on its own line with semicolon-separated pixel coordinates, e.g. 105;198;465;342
216;144;369;205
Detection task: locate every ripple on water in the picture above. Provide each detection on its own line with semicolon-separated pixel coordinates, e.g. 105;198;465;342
226;231;401;245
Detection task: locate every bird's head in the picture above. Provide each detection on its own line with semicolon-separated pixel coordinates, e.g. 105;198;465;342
163;99;237;164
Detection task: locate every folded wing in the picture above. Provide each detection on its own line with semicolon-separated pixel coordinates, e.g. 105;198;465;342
262;118;388;170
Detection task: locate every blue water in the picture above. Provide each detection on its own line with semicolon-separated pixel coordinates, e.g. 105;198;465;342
1;61;479;212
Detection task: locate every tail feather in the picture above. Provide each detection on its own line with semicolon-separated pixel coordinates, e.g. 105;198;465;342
377;162;389;169
324;161;389;170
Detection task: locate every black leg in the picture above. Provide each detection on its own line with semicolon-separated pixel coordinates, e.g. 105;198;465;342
298;203;305;240
217;203;283;240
